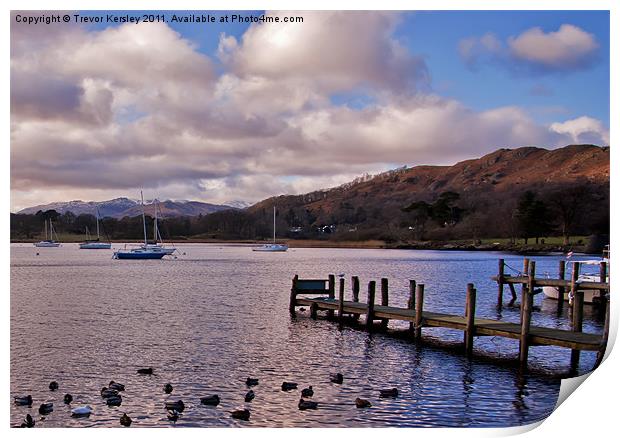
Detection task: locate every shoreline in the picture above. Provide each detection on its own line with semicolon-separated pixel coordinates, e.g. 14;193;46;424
11;238;587;254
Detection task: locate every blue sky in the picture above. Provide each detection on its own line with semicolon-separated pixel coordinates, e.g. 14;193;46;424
11;10;610;210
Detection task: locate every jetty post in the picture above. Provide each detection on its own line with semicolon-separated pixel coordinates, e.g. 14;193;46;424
414;284;425;340
289;274;299;315
408;280;416;334
327;274;335;319
519;261;535;366
366;281;376;331
556;260;566;315
352;276;360;302
520;258;530;323
570;262;583;369
599;261;608;312
380;278;389;330
338;277;345;323
497;259;504;308
596;294;610;367
465;283;477;356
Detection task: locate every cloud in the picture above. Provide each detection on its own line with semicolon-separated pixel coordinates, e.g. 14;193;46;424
459;24;599;73
10;12;609;212
550;116;610;145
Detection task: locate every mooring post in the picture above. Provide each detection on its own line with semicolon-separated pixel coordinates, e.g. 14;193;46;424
380;278;389;330
327;274;335;319
465;283;476;356
414;284;425;340
596;294;610;367
570;262;580;313
556;260;566;315
570;262;584;370
289;274;299;315
520;258;530;324
408;280;416;334
497;259;504;308
519;261;535;367
366;281;376;331
352;276;360;302
310;302;318;319
599;261;608;312
338;277;345;322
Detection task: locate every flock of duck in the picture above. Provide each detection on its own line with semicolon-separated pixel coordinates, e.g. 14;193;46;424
14;368;399;427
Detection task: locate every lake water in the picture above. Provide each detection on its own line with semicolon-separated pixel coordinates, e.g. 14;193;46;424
10;244;605;428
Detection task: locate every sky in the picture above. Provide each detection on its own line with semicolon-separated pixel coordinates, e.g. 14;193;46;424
10;9;610;211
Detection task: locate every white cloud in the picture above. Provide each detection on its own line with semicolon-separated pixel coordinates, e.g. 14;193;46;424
550;116;610;145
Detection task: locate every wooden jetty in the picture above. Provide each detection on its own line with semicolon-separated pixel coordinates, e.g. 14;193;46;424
289;262;609;370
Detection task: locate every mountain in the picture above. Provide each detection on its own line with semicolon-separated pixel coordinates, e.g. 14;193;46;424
17;197;234;219
224;200;253;209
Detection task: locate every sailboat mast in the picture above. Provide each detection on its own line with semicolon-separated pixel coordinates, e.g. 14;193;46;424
154;200;158;243
44;219;48;240
96;207;100;239
141;190;147;245
273;206;276;243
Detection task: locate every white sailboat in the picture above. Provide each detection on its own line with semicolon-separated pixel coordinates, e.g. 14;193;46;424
253;206;288;252
113;191;167;260
140;199;176;255
79;207;111;249
34;219;61;247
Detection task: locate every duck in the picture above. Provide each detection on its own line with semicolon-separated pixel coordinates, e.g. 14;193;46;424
109;381;125;391
200;395;220;406
38;402;54;415
246;377;259;387
298;398;319;410
281;381;298;391
106;395;122;406
330;373;344;384
21;414;35;428
244;390;255;402
355;398;372;408
64;394;73;404
137;367;153;375
164;383;173;394
231;409;251;420
101;387;119;398
167;410;179;422
379;388;398;398
71;405;93;417
301;386;314;397
120;413;132;427
165;400;185;413
49;381;59;391
14;395;33;406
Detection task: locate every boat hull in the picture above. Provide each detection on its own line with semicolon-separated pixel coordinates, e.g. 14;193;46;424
542;286;603;304
113;251;166;259
34;241;61;247
252;244;288;252
80;242;112;249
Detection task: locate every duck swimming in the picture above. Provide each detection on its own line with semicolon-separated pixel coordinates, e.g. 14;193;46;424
244;390;255;402
246;378;259;387
298;398;319;410
301;386;314;397
167;410;179;422
64;394;73;404
164;383;173;394
200;395;220;406
165;400;185;413
137;367;153;375
49;381;59;391
281;382;298;391
109;381;125;391
14;395;33;406
101;387;119;398
38;403;53;415
71;405;93;417
231;409;251;420
330;373;344;384
106;395;122;407
355;398;372;408
120;413;132;427
379;388;398;398
21;414;35;428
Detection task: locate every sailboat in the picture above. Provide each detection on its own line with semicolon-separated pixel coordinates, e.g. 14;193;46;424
79;207;111;249
34;219;61;247
139;199;176;255
252;206;288;252
113;191;167;260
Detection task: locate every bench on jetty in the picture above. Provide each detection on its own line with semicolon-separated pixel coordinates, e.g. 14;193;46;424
289;265;608;371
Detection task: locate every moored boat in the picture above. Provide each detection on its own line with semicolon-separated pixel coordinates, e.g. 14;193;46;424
80;207;111;249
253;206;288;252
34;219;61;247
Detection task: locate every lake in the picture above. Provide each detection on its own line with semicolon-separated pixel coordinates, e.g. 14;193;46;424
10;244;605;427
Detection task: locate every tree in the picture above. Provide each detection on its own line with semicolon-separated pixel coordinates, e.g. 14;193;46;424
515;191;551;244
402;201;431;240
